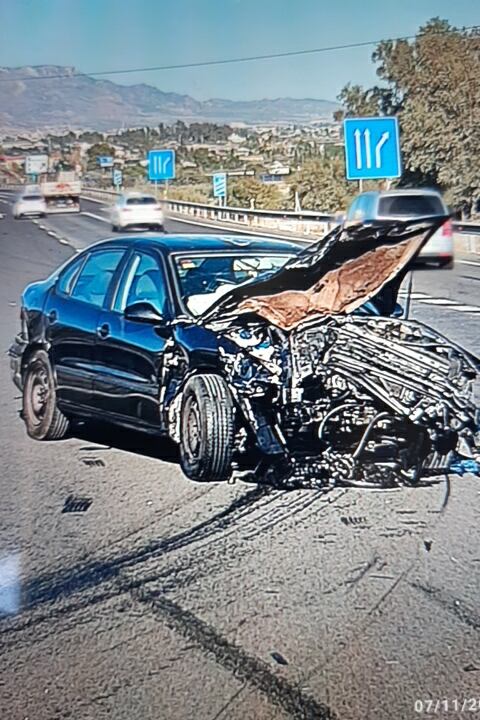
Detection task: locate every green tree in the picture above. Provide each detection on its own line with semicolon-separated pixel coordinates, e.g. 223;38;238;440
229;177;284;210
291;158;354;212
338;19;480;215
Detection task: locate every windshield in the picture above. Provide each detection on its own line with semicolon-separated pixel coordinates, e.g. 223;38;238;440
173;252;293;316
378;194;444;217
22;195;43;201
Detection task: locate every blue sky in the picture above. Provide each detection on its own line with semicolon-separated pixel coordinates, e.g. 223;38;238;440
0;0;478;101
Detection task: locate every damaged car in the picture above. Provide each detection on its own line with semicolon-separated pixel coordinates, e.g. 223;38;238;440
9;222;480;490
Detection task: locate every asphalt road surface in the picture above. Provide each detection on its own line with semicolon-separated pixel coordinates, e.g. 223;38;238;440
1;192;479;720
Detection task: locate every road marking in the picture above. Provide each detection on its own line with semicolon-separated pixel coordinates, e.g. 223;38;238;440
81;211;110;224
417;298;459;306
448;305;480;313
459;259;480;267
398;291;430;299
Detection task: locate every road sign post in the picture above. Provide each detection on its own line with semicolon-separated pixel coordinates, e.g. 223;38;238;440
343;117;402;181
112;168;123;190
213;173;227;205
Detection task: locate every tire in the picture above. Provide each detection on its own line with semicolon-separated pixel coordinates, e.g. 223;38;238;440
439;258;454;269
111;224;118;232
179;374;235;482
22;349;70;440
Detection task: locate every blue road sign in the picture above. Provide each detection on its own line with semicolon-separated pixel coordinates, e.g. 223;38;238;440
112;168;123;187
343;117;402;180
213;172;227;198
148;149;176;181
97;156;114;168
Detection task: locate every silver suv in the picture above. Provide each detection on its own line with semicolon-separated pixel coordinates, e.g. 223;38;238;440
345;189;454;268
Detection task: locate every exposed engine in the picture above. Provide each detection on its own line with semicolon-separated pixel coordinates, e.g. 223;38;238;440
216;315;480;490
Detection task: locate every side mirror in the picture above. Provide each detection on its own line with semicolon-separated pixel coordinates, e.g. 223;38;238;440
124;301;165;324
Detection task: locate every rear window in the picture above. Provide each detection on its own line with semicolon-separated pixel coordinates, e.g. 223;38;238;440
378;194;444;217
126;196;157;206
22;195;43;201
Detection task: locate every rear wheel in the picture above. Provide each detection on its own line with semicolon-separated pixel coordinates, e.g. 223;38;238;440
111;224;118;232
439;257;454;269
179;374;235;482
22;349;70;440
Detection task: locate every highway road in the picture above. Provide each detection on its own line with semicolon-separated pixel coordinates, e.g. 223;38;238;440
0;192;479;720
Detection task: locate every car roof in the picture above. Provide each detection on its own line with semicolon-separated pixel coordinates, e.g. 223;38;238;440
358;188;443;198
119;191;156;199
82;234;303;254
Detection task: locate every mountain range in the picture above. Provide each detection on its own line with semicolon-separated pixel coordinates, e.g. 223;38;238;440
0;65;340;131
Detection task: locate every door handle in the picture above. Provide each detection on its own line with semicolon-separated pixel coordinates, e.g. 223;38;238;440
96;323;110;339
47;310;57;324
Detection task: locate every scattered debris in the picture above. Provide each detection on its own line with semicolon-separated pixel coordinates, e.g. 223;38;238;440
424;540;433;552
62;495;92;513
271;651;289;666
80;457;105;467
340;516;368;526
464;664;480;672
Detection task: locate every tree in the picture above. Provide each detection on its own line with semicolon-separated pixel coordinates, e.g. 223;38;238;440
229;177;284;210
338;19;480;215
291;158;354;212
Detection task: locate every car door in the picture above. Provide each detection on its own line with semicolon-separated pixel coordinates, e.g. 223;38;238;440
93;249;170;426
44;247;126;410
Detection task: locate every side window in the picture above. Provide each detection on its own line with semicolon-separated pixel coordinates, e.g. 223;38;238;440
113;252;166;315
70;249;124;308
57;255;86;296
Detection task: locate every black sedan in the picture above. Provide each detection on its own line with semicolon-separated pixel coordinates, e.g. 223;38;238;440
9;224;480;489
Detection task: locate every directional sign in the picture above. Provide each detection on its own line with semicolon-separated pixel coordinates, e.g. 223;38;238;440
97;156;114;168
112;168;123;188
343;117;401;180
25;155;48;175
213;172;227;198
148;149;176;181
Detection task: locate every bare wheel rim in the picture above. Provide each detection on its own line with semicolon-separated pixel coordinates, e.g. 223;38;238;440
29;364;51;425
184;396;202;460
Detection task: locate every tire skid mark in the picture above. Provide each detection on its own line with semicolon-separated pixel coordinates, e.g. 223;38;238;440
410;581;480;631
129;582;336;720
3;485;279;613
0;486;330;649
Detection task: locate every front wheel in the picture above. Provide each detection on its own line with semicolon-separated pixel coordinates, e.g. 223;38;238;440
22;349;70;440
179;374;235;482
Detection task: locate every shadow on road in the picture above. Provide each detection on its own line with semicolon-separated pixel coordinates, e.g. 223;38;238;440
71;420;180;464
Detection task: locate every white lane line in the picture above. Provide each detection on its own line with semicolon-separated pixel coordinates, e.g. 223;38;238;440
417;298;460;306
398;292;431;299
81;195;109;205
81;211;110;224
448;305;480;313
458;259;480;267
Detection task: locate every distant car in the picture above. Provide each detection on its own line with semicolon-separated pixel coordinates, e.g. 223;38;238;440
9;223;480;490
110;192;164;232
13;190;47;219
345;189;454;268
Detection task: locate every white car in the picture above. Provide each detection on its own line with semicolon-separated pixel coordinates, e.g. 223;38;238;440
345;189;454;268
110;193;165;232
13;191;47;219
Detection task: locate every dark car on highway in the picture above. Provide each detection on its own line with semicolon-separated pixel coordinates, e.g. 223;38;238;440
9;224;480;489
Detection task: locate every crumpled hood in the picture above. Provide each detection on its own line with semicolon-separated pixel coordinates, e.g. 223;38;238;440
201;217;448;330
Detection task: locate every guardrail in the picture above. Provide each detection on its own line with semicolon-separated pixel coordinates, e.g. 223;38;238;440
80;187;338;238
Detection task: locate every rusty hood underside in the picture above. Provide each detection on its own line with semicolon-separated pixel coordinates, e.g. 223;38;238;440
202;217;449;330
